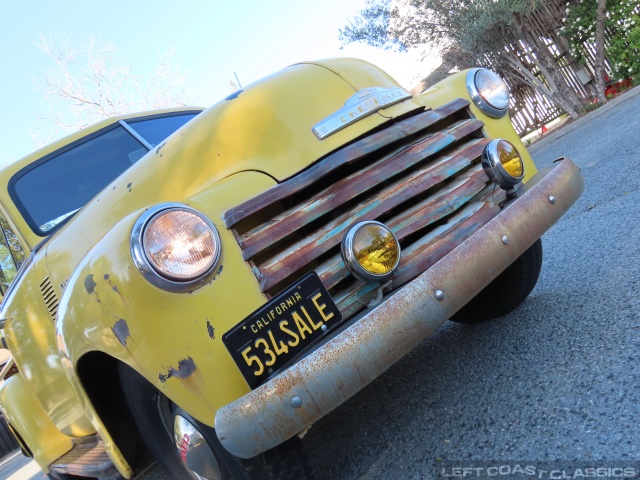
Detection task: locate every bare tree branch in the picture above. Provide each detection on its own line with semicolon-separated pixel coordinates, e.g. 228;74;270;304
33;34;190;138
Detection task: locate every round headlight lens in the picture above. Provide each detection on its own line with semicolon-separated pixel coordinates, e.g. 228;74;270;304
144;209;218;280
131;204;221;291
475;69;510;110
466;68;510;118
342;221;401;282
482;139;525;189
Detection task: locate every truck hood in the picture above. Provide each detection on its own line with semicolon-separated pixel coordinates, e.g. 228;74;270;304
43;58;424;289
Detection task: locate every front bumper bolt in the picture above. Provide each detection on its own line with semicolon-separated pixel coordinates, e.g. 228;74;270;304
501;235;509;245
549;195;556;204
290;396;302;409
435;290;445;301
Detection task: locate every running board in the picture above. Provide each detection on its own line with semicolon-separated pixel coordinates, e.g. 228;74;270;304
49;436;123;479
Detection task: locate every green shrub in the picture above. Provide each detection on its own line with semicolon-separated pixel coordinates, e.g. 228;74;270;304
560;1;640;82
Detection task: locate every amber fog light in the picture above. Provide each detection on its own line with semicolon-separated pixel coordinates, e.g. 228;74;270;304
341;221;400;283
131;204;221;292
482;139;525;190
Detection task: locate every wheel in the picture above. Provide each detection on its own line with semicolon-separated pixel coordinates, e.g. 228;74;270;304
118;363;314;480
118;363;229;479
450;238;543;323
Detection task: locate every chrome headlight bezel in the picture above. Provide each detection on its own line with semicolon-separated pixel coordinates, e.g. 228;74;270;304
131;203;221;293
466;68;510;118
482;139;525;190
341;221;401;283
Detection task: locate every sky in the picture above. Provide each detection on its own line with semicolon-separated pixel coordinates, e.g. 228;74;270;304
0;0;440;166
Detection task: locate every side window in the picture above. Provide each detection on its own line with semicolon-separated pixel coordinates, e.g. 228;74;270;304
0;215;24;294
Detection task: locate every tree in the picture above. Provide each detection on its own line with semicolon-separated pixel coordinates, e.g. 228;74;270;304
34;35;190;140
341;0;588;118
595;0;608;102
561;1;639;97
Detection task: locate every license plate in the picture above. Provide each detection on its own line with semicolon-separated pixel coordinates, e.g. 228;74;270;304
223;272;342;389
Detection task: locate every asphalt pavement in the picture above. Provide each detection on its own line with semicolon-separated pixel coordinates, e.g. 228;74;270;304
6;92;639;480
0;451;47;480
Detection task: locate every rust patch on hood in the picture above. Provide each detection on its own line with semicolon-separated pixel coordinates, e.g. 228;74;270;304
159;357;196;383
207;321;215;339
112;319;130;346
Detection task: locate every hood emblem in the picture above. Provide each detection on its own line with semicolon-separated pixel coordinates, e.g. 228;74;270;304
312;87;412;140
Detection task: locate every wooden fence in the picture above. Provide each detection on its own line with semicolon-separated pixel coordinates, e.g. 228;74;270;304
495;0;593;135
478;0;622;136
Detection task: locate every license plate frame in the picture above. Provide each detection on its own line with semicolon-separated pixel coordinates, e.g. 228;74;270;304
223;272;342;389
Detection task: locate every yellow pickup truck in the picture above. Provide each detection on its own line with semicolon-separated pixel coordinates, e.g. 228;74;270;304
0;58;583;480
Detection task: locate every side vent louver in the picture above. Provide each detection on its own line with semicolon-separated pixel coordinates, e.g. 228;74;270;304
39;277;59;323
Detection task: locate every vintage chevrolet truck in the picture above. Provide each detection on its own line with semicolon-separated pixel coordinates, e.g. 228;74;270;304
0;58;583;479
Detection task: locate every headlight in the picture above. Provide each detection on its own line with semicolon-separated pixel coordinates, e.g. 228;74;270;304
482;139;525;190
131;204;221;292
466;68;510;118
341;221;401;283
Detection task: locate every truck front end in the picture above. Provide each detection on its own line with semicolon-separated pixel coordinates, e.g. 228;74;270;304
0;59;583;480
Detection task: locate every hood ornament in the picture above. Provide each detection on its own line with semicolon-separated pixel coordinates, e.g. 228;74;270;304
312;87;412;140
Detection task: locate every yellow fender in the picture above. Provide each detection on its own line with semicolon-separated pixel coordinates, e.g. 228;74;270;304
54;172;276;476
0;374;72;473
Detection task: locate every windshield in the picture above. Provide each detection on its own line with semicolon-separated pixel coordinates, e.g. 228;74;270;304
10;112;198;235
128;114;199;147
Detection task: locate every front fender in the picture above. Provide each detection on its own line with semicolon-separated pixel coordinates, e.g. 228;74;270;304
0;373;72;472
55;171;276;429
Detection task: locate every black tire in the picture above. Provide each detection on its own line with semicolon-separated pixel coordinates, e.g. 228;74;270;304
118;363;314;480
450;238;543;324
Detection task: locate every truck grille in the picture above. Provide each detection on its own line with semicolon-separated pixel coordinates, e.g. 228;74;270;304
224;98;506;321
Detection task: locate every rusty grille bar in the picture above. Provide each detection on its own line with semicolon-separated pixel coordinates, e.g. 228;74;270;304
224;98;506;321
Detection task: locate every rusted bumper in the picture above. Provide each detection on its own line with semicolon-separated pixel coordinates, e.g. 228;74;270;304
215;158;584;459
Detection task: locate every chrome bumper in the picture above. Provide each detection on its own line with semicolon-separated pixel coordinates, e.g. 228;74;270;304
215;158;584;459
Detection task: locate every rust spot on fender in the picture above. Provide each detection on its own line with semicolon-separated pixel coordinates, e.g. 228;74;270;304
103;274;127;305
159;357;196;383
112;319;130;346
207;321;215;339
84;274;96;294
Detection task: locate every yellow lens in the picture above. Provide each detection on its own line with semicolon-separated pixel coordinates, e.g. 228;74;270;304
144;210;217;280
497;140;524;179
353;224;399;275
